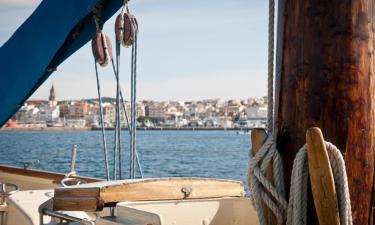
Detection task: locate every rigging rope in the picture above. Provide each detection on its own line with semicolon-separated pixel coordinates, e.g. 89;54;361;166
247;0;287;223
113;49;121;180
92;13;113;181
130;19;138;179
133;28;143;178
111;58;144;178
115;2;143;179
267;0;275;134
94;60;110;181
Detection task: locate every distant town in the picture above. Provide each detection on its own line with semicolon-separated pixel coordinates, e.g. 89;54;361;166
2;85;267;130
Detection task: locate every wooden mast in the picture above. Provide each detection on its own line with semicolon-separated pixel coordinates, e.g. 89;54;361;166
276;0;375;225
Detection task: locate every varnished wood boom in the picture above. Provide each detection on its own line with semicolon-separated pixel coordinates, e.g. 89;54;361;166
53;178;245;211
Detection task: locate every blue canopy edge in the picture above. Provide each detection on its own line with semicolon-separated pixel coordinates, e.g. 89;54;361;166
0;0;122;127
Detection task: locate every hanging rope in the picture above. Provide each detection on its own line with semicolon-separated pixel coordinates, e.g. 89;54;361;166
92;13;113;181
94;60;110;181
286;142;352;225
113;56;121;180
115;2;143;179
133;25;143;179
112;15;122;180
267;0;275;134
273;0;285;137
130;19;138;179
247;0;287;224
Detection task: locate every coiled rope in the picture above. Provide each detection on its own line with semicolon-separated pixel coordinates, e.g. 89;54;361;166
286;143;352;225
248;135;287;225
247;0;352;224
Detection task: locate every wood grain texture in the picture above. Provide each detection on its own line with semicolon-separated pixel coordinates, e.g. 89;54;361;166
306;127;339;225
53;178;245;211
277;0;375;224
251;128;277;225
53;197;103;211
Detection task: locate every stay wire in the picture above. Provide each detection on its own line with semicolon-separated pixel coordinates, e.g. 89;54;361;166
130;40;135;179
111;60;131;134
116;43;122;179
111;57;143;179
133;28;143;178
94;60;110;181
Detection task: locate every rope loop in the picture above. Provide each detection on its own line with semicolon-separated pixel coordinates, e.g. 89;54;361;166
286;142;352;225
248;137;352;225
248;135;287;225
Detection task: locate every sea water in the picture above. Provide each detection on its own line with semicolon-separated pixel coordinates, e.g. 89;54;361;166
0;130;250;186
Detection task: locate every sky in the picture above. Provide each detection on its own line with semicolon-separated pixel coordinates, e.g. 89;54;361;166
0;0;268;101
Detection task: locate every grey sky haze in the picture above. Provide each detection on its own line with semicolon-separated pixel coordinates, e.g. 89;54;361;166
0;0;268;101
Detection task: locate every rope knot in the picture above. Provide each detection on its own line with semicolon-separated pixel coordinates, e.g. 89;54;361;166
248;135;287;225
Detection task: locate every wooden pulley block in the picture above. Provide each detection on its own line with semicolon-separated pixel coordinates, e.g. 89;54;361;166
115;7;137;47
91;31;113;67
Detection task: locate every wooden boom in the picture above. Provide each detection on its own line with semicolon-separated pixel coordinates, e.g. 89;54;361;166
276;0;375;224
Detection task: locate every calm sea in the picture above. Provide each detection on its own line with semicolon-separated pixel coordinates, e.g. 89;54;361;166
0;131;251;186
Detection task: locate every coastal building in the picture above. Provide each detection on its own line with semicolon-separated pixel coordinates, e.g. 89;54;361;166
11;93;270;129
224;100;245;118
245;104;267;118
103;103;115;126
145;102;166;118
15;104;39;124
184;104;203;119
34;85;60;122
136;103;146;117
69;101;88;119
59;102;70;118
36;104;60;122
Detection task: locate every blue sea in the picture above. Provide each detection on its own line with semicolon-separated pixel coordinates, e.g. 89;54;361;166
0;131;251;186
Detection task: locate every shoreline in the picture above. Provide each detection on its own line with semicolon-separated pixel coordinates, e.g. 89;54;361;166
0;127;253;132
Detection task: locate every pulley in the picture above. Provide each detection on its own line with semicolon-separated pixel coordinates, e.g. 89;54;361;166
91;31;113;67
115;5;138;47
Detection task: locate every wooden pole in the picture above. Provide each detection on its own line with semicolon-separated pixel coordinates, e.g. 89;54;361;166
277;0;375;224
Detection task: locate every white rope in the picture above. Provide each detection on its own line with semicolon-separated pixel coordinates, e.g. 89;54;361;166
286;142;352;225
247;0;288;223
273;0;284;137
250;0;353;223
267;0;275;134
249;140;353;225
248;135;287;225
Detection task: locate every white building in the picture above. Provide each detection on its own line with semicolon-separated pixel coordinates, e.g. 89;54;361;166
36;104;60;122
16;104;40;123
245;105;267;118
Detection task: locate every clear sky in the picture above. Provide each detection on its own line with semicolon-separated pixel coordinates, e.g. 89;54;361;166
0;0;268;101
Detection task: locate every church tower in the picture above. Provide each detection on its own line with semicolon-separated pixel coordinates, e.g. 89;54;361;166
49;85;57;106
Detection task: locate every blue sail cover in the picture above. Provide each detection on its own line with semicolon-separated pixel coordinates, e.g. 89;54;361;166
0;0;122;127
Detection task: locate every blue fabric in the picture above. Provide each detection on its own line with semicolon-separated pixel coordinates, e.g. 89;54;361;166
0;0;122;127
